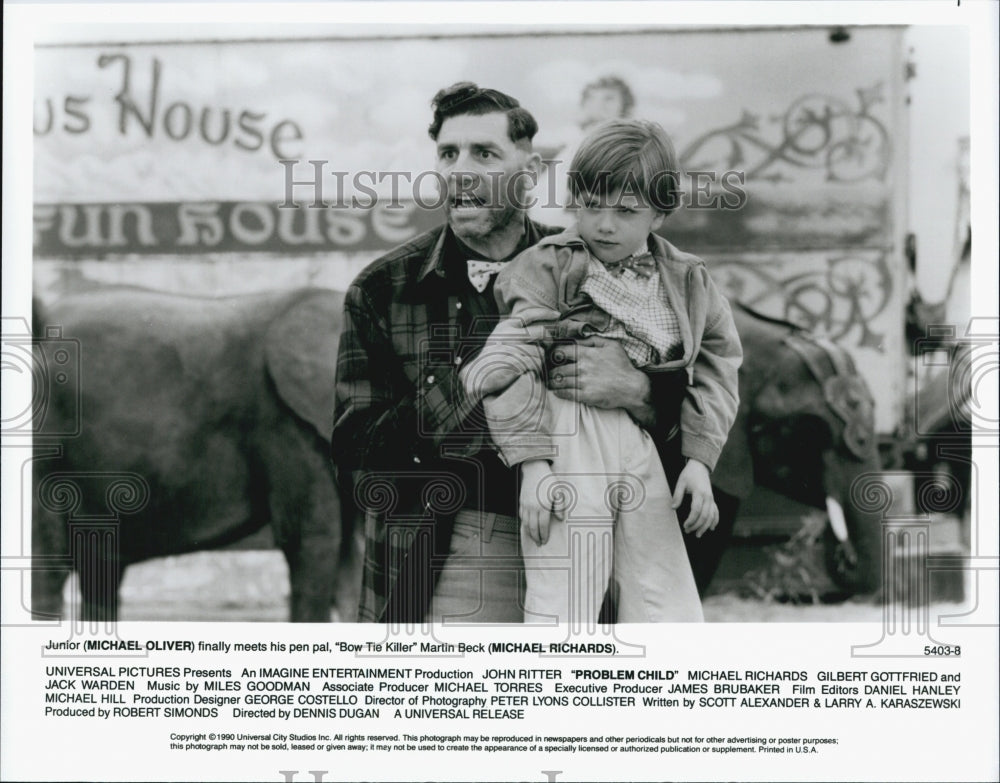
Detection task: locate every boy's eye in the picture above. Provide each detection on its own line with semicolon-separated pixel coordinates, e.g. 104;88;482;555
478;150;495;160
439;149;457;161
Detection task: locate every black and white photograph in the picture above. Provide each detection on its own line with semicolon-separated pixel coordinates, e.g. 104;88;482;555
2;2;998;781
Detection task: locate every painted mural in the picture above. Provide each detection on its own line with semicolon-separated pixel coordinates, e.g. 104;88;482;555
33;26;907;428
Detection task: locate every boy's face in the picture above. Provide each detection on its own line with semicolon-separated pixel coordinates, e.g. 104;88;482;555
574;189;665;265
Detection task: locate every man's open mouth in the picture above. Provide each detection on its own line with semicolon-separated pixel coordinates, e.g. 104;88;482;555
451;194;488;209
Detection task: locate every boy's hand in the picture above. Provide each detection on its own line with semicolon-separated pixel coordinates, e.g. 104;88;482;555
519;460;560;546
672;459;718;538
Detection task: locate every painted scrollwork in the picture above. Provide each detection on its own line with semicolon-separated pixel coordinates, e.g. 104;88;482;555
682;84;891;183
714;252;893;350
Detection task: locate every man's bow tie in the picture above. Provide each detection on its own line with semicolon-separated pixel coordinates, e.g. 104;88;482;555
467;259;508;293
604;251;657;279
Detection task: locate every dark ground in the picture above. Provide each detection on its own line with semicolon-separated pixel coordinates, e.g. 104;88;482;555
84;512;967;623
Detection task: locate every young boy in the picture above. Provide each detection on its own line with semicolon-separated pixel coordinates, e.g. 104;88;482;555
461;119;742;624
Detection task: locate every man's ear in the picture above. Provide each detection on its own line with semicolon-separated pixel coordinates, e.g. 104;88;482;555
651;212;666;232
524;150;542;178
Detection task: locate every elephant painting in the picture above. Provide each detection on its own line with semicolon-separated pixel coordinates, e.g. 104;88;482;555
31;287;359;622
686;303;883;596
31;286;880;624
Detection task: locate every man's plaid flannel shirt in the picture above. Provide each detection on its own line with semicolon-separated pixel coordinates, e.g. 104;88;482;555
331;220;559;623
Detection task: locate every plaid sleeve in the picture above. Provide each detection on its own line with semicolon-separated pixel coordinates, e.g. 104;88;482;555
331;283;481;471
332;283;415;470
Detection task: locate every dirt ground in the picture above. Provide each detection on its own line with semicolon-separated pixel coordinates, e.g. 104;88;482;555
64;548;968;624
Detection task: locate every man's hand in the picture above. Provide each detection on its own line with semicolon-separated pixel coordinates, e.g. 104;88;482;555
672;459;718;537
519;460;561;546
548;336;654;425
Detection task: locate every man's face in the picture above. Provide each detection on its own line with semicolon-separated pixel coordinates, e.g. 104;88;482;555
580;87;626;127
434;112;537;243
575;188;664;265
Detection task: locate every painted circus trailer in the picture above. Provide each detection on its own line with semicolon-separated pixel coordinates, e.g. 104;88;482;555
29;25;971;608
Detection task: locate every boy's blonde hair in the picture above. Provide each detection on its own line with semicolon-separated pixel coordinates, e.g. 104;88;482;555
568;119;681;215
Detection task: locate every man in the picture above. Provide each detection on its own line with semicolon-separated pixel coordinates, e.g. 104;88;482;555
331;82;676;624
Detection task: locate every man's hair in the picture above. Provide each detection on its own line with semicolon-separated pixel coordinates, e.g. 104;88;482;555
428;82;538;144
568;119;681;215
581;75;635;118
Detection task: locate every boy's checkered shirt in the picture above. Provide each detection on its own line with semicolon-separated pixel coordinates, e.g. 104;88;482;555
580;254;684;366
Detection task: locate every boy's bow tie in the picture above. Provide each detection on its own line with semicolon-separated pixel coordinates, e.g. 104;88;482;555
604;251;656;278
467;259;507;292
